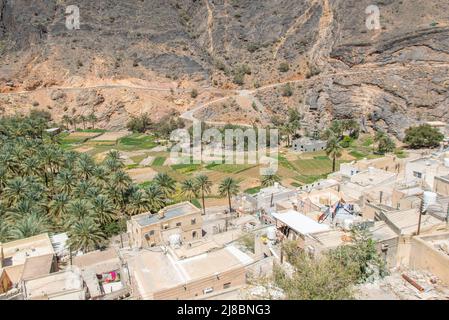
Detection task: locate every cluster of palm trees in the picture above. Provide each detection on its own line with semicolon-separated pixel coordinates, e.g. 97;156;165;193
179;174;241;214
0;115;160;253
62;113;97;130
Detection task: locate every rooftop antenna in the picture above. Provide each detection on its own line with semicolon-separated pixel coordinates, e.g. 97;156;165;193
417;197;427;236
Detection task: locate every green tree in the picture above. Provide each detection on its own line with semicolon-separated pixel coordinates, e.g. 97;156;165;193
325;136;343;172
404;124;444;149
261;170;281;187
153;173;176;199
195;175;212;215
180;178;199;202
219;177;240;213
375;131;396;154
144;184;165;213
67;216;105;253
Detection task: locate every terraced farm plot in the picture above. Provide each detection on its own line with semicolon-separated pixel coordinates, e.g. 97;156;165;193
91;130;131;142
117;134;157;150
206;163;256;174
60;131;102;145
152;156;166;166
171;163;202;174
293;157;348;176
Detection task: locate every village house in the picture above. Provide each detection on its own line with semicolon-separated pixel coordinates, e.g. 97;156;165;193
21;268;86;300
291;137;326;153
127;202;203;249
404;157;449;190
129;245;254;300
0;234;57;294
238;183;297;215
72;249;128;299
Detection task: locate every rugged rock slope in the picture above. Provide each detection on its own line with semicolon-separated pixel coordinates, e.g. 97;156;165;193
0;0;448;136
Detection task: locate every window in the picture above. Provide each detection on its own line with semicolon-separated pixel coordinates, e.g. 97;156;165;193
191;218;196;225
163;224;169;230
413;171;422;178
192;231;197;239
176;222;182;227
149;230;154;235
203;287;214;294
223;282;231;289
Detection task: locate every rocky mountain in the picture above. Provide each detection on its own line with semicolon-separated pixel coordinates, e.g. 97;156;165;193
0;0;448;137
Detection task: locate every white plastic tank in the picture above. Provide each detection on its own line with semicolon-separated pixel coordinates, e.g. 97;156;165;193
444;158;449;168
168;234;181;248
266;226;277;241
423;191;437;211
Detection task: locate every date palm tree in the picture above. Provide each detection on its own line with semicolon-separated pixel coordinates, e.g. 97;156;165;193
325;136;342;172
145;184;165;213
195;174;212;215
67;216;105;253
219;177;240;213
180;178;199;202
261;169;281;187
125;189;150;217
9;212;50;240
49;193;70;223
153;173;176;199
92;195;116;225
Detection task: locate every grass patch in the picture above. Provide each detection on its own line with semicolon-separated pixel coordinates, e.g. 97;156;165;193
152;157;166;166
295;173;328;184
76;129;107;133
118;134;157;150
191;198;202;209
208;163;255;174
294;157;347;176
362;137;374;147
349;150;367;160
314;155;330;160
394;149;408;159
244;186;261;195
171;163;202;174
138;181;153;189
290;182;301;188
277;154;297;171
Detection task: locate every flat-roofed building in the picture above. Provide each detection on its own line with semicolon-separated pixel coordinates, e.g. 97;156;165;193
291;137;326;153
127;202;203;248
129;245;253;300
272;209;330;243
0;234;57;294
405;157;449;190
21;268;86;300
239;183;297;214
434;175;449;196
73;249;125;299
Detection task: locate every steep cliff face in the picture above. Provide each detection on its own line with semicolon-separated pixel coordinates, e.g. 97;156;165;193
0;0;448;136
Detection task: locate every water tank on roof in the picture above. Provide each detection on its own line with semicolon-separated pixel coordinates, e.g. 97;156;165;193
423;191;437;211
168;234;181;248
267;226;277;241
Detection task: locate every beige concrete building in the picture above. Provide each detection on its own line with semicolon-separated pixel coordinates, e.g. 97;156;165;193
338;155;406;178
21;268;86;300
434;175;449;196
127;202;203;248
73;249;126;299
0;234;57;294
130;245;253;300
409;232;449;285
404;158;449;190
